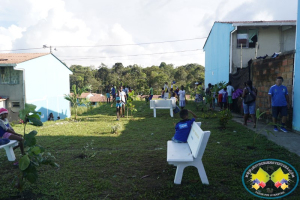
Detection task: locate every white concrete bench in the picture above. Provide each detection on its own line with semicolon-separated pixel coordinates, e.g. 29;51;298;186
150;99;175;117
0;140;18;161
167;122;210;184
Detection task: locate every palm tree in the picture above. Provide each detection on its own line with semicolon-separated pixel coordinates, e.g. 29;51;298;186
64;84;91;119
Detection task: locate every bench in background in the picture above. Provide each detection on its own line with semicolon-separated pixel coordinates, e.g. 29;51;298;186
167;122;210;184
150;99;175;118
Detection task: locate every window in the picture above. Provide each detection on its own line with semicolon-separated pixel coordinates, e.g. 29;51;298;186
12;102;20;108
237;29;258;48
0;67;20;84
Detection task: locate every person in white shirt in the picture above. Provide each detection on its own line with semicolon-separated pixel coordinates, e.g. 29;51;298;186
119;86;127;117
178;85;186;109
227;81;235;111
164;82;169;99
170;92;180;114
218;88;225;109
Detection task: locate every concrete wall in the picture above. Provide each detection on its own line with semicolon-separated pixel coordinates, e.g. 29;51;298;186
252;53;294;129
0;68;24;121
293;1;300;131
204;22;235;87
15;54;72;122
232;26;296;71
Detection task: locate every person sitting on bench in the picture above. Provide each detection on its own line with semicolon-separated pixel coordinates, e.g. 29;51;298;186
0;108;25;156
172;109;198;143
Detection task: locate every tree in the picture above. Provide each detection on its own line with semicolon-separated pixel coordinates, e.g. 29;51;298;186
14;104;59;194
64;85;91;120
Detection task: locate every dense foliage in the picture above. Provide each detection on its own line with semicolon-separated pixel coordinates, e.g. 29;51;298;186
69;62;205;95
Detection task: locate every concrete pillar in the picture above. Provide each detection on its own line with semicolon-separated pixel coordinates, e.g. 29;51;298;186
293;0;300;131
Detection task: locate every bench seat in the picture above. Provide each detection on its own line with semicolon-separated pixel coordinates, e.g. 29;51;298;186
167;122;210;184
167;141;193;162
0;140;18;161
150;99;175;117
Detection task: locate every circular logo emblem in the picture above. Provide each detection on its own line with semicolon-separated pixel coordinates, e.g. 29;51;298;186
242;159;299;199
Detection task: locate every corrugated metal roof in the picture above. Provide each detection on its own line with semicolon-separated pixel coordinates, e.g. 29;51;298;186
216;20;296;24
0;53;50;64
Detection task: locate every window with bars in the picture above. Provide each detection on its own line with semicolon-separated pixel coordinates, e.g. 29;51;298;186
0;67;20;84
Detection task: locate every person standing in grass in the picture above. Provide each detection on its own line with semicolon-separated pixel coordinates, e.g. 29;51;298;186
205;83;212;109
172;109;198;143
242;80;257;128
268;76;290;132
149;85;153;101
111;88;122;120
178;85;186;109
111;85;116;102
170;92;180;114
164;82;169;99
161;87;165;99
227;81;234;111
222;87;228;110
119;86;127;118
105;86;111;104
218;87;225;110
111;96;122;121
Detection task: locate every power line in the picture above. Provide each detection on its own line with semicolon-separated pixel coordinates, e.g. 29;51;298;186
0;37;207;52
60;49;203;61
54;37;207;48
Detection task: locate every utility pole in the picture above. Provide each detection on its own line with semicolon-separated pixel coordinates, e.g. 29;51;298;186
50;46;52;53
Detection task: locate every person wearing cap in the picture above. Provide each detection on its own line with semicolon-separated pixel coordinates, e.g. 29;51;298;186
0;108;25;156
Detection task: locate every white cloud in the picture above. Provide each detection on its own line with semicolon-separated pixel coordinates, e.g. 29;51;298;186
0;25;25;50
0;0;297;68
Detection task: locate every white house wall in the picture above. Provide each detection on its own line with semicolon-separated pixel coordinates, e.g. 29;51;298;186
15;54;72;122
232;26;296;71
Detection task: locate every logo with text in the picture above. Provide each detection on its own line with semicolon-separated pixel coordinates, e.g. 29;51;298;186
242;159;299;199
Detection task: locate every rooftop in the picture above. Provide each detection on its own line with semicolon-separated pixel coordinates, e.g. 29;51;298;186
0;53;50;64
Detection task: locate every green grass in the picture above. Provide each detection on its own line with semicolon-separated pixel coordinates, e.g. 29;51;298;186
1;101;300;199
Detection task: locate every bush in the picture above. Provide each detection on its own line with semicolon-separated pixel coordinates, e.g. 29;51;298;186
218;109;233;129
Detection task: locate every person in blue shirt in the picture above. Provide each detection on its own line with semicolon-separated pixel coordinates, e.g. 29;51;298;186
268;76;290;132
172;109;198;143
111;85;116;102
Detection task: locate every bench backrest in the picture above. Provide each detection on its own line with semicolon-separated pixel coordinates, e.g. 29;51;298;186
150;100;172;108
187;122;210;158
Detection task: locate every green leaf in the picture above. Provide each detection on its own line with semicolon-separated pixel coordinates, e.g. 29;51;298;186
24;134;37;147
29;117;43;126
18;103;37;121
19;155;30;171
23;165;38;183
28;130;38;137
28;113;41;120
31;146;42;155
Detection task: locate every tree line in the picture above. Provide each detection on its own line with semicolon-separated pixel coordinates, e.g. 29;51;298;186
69;62;205;95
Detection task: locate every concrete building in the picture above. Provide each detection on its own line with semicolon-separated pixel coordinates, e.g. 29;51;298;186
293;1;300;132
0;53;72;122
203;21;296;86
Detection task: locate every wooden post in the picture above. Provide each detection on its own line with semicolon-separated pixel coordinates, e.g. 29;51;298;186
255;42;258;59
240;44;243;68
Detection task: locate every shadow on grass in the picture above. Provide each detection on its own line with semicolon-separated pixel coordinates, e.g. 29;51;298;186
1;101;300;199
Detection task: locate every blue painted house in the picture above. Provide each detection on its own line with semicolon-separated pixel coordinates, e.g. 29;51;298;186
0;53;72;122
293;1;300;131
203;21;296;87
